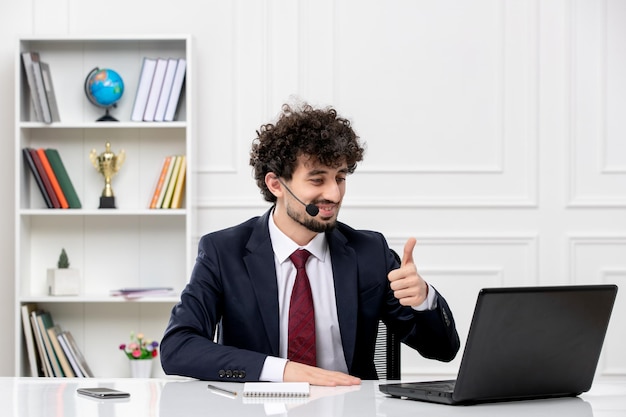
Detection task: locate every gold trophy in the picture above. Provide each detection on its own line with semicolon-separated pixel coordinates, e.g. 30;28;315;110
89;141;126;208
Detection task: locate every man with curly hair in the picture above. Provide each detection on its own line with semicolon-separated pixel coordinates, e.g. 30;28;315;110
161;102;460;386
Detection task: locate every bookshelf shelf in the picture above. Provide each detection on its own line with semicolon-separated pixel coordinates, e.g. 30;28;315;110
19;121;188;129
14;35;193;378
20;296;181;304
20;209;188;216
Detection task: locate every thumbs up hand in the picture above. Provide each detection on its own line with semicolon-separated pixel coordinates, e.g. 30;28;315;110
387;238;429;307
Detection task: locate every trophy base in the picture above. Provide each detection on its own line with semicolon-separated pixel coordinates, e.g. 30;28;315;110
99;196;116;209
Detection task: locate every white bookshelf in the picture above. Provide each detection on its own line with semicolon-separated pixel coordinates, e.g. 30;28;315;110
14;35;193;378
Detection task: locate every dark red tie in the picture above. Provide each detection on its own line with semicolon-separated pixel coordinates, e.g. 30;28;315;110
287;249;316;366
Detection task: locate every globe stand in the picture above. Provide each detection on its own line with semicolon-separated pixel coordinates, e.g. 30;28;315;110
97;107;119;122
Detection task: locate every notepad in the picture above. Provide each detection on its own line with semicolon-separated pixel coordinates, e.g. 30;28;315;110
242;382;310;397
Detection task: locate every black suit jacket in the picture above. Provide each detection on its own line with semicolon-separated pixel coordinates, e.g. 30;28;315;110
161;209;460;381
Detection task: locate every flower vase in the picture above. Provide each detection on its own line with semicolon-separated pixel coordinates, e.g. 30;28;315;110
129;359;153;378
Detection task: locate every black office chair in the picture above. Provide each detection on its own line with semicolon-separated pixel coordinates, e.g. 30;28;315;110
374;320;401;380
373;248;402;380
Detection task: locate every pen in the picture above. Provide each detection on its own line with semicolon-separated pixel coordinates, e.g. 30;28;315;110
207;384;238;398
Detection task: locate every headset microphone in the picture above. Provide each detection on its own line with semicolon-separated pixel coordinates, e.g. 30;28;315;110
275;177;320;217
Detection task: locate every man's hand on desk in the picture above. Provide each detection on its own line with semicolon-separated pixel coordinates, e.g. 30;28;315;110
284;361;361;386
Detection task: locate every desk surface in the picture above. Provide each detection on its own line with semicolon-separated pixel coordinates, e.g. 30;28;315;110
2;377;625;417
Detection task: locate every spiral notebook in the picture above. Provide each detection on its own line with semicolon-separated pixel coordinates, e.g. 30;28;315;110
242;382;310;397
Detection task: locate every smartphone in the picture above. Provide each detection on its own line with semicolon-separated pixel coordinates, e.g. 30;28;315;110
77;387;130;399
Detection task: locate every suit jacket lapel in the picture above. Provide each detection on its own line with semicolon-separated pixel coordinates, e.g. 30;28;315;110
243;210;280;356
327;230;358;371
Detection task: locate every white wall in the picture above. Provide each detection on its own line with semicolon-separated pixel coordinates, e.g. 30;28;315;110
1;0;624;378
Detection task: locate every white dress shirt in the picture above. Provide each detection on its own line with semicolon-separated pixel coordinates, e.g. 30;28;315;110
259;213;437;381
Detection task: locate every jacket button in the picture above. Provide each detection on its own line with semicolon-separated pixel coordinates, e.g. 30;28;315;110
225;370;233;378
239;371;246;379
218;370;226;378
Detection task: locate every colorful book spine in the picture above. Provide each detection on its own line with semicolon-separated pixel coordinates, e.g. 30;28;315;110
170;155;186;209
156;155;177;208
47;325;75;377
149;156;172;209
37;148;68;208
23;148;52;208
28;148;60;208
36;311;64;377
161;155;182;208
44;149;82;208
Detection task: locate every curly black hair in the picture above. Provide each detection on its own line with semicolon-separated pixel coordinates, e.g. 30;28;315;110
250;103;365;202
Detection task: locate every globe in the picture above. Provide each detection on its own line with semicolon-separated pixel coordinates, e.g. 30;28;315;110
84;67;124;121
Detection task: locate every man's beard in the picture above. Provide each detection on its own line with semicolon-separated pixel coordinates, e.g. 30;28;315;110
286;201;337;233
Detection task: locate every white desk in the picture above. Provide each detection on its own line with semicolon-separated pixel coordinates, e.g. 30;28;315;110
2;377;625;417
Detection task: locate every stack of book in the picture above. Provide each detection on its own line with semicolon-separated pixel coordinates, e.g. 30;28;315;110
23;147;81;209
110;287;175;299
21;304;94;377
21;51;61;124
148;155;186;209
130;56;187;122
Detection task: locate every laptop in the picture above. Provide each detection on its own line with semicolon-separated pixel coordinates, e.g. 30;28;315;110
379;284;618;405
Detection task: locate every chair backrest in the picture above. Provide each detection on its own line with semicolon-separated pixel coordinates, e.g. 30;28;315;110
374;320;401;380
373;248;402;380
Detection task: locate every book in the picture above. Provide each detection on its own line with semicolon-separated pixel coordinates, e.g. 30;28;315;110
57;332;84;377
40;61;61;122
154;58;178;122
29;148;60;208
63;331;94;377
156;155;177;208
30;311;51;377
242;382;310;397
20;303;42;377
149;155;172;209
21;52;44;122
36;311;65;377
161;155;182;208
47;325;75;377
23;148;53;208
170;155;187;209
130;57;157;121
30;52;52;124
36;148;69;209
44;149;82;208
143;58;168;121
164;58;186;122
110;287;175;299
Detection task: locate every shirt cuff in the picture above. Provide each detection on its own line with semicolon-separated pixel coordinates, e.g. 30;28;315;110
412;283;438;311
259;356;289;382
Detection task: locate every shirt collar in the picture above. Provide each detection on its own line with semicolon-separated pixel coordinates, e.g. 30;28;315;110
268;209;328;264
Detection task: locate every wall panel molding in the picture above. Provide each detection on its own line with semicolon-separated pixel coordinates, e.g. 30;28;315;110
567;0;626;207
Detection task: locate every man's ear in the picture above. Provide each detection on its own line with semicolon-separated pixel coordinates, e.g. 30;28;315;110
265;172;283;198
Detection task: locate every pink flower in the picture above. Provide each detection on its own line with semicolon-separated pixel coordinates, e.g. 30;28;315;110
120;331;159;360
